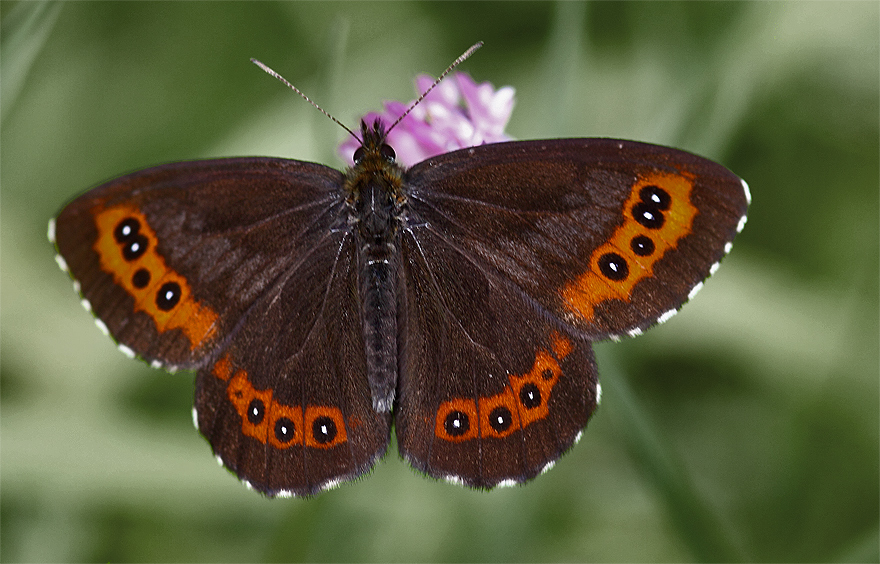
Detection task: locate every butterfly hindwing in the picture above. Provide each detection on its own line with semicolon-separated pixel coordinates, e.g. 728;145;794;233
195;227;391;497
395;219;598;487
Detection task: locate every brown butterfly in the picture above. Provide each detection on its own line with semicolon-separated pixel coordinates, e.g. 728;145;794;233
51;45;749;497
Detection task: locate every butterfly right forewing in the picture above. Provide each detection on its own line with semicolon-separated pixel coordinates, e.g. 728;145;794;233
400;139;749;340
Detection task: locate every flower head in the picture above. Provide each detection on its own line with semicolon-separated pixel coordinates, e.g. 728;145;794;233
339;72;515;167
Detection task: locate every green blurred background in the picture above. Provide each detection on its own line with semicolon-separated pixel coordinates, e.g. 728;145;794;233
2;1;877;561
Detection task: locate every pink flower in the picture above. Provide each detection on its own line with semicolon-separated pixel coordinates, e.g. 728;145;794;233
339;72;516;167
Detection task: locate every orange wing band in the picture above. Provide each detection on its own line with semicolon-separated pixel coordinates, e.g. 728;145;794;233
561;171;698;322
93;204;219;350
434;333;573;442
212;354;348;450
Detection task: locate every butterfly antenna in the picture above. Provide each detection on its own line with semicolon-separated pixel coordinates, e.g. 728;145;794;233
251;58;360;142
385;41;483;135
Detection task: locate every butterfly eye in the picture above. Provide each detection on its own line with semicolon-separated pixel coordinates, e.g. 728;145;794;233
380;144;396;162
353;146;365;163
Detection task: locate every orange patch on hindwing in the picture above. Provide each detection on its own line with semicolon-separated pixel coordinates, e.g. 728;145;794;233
93;204;218;350
561;171;698;322
211;354;347;450
434;334;573;442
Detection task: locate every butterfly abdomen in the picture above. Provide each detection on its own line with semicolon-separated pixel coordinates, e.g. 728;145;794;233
359;242;399;413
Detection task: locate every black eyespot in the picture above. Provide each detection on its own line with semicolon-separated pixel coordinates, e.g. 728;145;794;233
247;399;265;425
275;417;295;443
156;282;181;311
312;416;337;444
114;217;141;242
632;202;665;229
640;185;671;210
630;235;655;257
380;144;396;162
520;383;542;409
598;252;629;281
353;146;365;163
132;268;151;288
488;406;513;433
444;410;470;437
122;234;149;261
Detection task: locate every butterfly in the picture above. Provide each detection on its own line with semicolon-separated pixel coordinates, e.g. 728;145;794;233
50;48;749;497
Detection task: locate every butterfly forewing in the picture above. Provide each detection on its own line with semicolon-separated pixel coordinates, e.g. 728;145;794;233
53;158;345;368
404;139;749;339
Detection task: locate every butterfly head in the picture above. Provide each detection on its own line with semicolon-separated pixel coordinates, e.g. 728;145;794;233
351;119;398;169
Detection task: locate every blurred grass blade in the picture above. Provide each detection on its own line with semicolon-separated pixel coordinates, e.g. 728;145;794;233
537;1;585;136
602;361;748;562
1;0;62;124
316;14;350;165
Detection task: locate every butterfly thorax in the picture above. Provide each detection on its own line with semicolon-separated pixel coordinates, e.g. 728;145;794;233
344;120;406;244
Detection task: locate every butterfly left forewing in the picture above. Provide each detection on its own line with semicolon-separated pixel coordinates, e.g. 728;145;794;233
52;158;346;369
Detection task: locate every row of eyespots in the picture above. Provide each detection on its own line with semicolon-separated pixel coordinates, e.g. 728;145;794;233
559;171;697;324
435;336;570;442
92;204;218;349
212;354;347;450
246;395;340;446
113;217;182;311
441;379;547;439
596;185;670;282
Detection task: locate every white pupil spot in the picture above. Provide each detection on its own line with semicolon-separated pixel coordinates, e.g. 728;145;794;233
279;424;288;434
121;226;132;236
320;424;328;434
452;419;462;429
643;211;655;221
164;290;174;300
130;242;140;252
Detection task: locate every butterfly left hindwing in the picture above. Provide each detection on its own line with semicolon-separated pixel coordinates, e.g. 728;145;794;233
194;227;391;496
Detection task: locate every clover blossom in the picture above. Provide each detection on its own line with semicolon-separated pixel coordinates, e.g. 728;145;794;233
339;72;515;167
